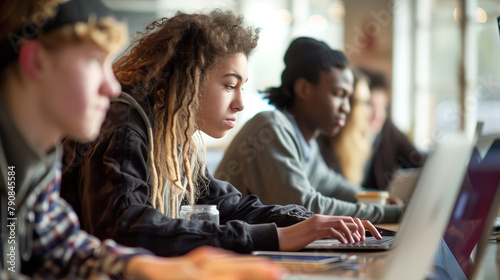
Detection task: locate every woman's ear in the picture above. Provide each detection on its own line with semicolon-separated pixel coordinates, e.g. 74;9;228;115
18;40;47;80
293;77;311;101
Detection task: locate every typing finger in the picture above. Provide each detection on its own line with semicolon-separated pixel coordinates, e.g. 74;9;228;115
353;218;366;241
362;221;382;239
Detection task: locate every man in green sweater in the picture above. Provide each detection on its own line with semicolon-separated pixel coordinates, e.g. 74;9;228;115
215;37;402;224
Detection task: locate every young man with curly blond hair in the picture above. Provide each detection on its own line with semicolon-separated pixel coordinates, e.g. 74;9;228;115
0;1;284;279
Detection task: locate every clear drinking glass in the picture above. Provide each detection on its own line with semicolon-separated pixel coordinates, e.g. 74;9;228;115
179;204;219;224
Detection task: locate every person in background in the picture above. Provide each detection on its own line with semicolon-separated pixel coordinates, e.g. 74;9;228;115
317;69;373;185
215;37;402;224
61;10;382;258
355;67;425;190
319;67;425;190
0;1;284;279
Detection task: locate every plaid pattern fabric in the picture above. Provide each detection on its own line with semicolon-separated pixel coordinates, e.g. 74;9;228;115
15;163;150;279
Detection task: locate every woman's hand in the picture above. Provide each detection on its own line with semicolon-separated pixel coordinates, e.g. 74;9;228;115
276;214;382;251
125;246;285;280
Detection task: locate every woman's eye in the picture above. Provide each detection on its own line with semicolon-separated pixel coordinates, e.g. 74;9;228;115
225;85;236;90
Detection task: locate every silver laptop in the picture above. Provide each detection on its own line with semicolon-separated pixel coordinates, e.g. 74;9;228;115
429;137;500;280
387;167;421;205
285;135;499;280
305;133;474;252
285;133;474;280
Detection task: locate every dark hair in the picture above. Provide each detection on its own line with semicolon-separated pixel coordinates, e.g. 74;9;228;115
263;37;349;110
357;66;388;91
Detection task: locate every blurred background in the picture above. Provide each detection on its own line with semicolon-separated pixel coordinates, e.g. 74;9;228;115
102;0;500;169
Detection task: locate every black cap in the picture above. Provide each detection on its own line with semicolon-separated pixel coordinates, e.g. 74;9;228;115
0;0;114;71
284;37;348;69
43;0;114;33
281;37;349;87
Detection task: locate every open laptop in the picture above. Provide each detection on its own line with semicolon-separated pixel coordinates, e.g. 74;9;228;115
285;133;474;280
428;137;500;280
384;136;500;280
305;133;474;252
387;167;421;205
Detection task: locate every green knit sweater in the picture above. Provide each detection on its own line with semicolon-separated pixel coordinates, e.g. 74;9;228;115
215;109;402;224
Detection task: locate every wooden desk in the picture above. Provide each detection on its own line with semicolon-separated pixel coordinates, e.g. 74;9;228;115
286;225;500;279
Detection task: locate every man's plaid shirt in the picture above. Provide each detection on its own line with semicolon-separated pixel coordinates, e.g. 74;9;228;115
1;163;151;279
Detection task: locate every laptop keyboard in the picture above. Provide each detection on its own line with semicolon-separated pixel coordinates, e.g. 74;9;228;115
305;235;396;250
337;236;394;247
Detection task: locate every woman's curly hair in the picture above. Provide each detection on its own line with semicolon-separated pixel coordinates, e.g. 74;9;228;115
113;9;259;217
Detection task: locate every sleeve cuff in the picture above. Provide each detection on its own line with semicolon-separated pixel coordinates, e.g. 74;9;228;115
379;205;403;224
247;223;279;251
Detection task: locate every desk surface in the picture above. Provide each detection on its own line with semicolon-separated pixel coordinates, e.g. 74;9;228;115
286;225;500;279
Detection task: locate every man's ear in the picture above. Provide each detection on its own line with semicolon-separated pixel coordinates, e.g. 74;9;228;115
18;40;47;80
293;77;312;101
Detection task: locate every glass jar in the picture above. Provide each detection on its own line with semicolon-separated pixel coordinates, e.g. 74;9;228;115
179;204;219;224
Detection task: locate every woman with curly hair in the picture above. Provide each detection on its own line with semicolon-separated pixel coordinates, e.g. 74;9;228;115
61;9;382;258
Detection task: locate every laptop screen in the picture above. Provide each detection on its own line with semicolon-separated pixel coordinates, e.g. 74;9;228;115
431;140;500;279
